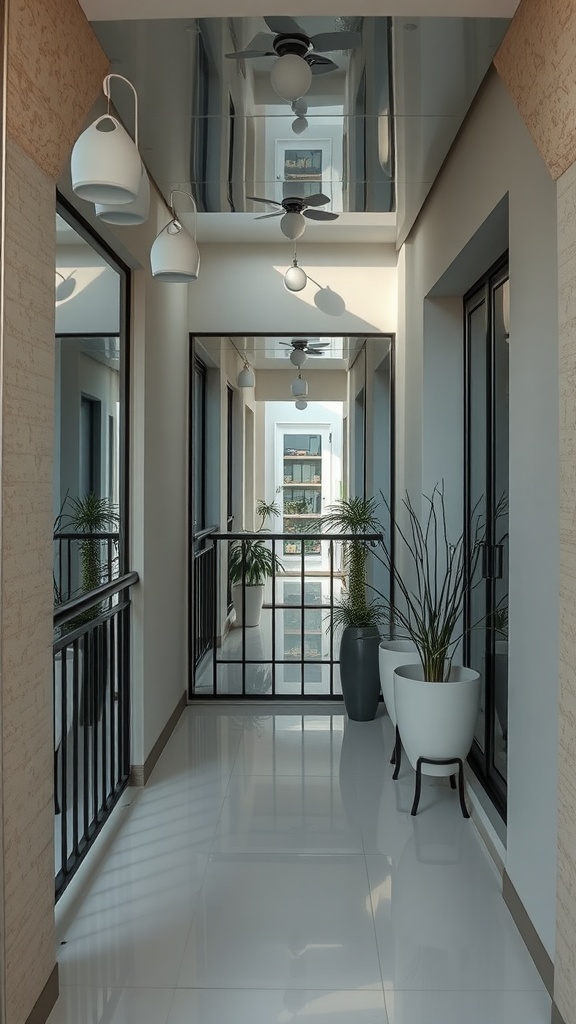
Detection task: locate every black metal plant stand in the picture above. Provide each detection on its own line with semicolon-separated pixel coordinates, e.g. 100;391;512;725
410;756;470;818
391;725;402;779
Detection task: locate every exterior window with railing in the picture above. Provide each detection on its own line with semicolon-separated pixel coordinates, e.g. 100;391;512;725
54;198;135;898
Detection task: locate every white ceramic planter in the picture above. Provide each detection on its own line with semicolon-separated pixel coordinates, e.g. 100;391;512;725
394;664;481;777
378;639;418;725
232;583;264;627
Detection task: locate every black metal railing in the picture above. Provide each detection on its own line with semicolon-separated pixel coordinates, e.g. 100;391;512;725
191;531;383;699
193;526;218;668
53;571;138;899
54;531;120;604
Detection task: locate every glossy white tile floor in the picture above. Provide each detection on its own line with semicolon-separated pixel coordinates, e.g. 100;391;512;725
48;706;551;1024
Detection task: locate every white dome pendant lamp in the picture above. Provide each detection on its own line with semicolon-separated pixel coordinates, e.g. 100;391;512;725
290;373;308;398
96;161;150;225
71;73;141;205
271;54;312;102
150;190;200;283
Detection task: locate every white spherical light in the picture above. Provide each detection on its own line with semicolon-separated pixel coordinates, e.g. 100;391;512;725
291;116;309;135
284;265;307;292
290;349;307;367
270;54;312;102
290;376;308;397
295;399;308;410
291;98;308;117
280;211;306;240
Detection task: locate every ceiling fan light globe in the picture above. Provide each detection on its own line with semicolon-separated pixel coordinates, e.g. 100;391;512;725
291;98;308;117
284;265;307;292
280;211;306;240
295;400;308;410
270;54;312;101
290;349;307;367
291;116;309;135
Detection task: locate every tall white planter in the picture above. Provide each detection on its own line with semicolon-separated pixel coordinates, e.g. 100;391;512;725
378;639;418;725
232;584;264;627
394;664;481;777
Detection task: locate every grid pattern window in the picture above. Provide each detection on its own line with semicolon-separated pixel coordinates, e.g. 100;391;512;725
282;434;323;555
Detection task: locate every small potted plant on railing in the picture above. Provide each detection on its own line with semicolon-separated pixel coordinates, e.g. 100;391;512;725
321;495;385;721
229;499;283;627
372;484;486;803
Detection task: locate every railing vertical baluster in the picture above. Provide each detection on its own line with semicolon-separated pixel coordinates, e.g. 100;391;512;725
212;541;218;696
91;626;99;828
82;631;90;845
271;538;276;696
300;539;305;696
72;640;80;859
110;615;116;792
241;539;246;696
101;620;108;813
330;540;334;696
60;648;68;871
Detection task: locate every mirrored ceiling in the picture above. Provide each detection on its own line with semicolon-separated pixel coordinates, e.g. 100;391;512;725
89;14;510;244
195;335;370;370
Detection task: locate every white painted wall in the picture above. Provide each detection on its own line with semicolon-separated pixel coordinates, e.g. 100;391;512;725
56;244;120;335
188;243;398;335
401;68;559;956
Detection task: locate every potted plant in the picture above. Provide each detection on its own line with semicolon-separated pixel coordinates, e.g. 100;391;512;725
229;499;283;627
373;484;484;799
321;495;385;721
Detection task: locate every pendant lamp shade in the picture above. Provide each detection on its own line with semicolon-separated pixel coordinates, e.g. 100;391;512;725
290;349;307;368
96;163;150;224
71;75;141;205
280;211;306;240
238;363;255;388
150;190;200;283
150;222;200;282
295;400;308;410
284;263;307;292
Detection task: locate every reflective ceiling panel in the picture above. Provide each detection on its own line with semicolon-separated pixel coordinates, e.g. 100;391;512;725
90;14;510;243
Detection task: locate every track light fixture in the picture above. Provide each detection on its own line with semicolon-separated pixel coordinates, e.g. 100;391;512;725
150;190;200;283
71;74;141;205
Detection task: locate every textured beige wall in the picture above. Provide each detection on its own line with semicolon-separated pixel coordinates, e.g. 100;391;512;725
556;157;576;1024
0;2;108;1022
496;0;576;1021
494;0;576;180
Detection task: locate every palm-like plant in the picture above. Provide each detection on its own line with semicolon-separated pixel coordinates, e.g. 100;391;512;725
54;492;120;605
321;495;385;629
373;483;487;681
228;498;283;587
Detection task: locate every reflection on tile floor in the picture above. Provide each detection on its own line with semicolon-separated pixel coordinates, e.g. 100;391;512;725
48;706;550;1024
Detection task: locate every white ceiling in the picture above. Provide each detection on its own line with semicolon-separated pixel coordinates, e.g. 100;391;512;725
194;213;397;244
80;1;519;20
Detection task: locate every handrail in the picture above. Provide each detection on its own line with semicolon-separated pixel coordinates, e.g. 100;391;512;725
193;525;219;544
54;531;120;541
209;532;383;542
54;570;139;628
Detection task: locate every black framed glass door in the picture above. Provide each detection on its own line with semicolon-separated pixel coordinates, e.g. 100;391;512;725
464;255;509;818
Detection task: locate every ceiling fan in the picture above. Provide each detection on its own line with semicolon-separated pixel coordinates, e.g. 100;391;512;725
225;17;362;100
247;193;338;240
280;339;331;366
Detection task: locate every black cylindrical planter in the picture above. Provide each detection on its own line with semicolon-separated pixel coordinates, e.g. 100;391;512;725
339;625;381;721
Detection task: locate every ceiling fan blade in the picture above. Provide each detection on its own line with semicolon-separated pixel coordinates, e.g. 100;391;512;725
247;195;283;207
306;349;326;355
225;32;276;58
255;212;282;220
303;192;330;207
264;15;304;34
310;30;362;52
305;341;330;347
308;55;339;75
304;209;339;221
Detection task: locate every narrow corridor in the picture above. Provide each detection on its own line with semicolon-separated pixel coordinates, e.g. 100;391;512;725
48;706;550;1024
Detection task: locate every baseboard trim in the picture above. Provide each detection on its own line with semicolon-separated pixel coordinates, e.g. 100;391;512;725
502;871;554;996
552;1002;567;1024
25;964;59;1024
130;691;187;787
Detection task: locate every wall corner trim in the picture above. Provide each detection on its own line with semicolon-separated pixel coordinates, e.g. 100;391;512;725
552;1002;567;1024
130;691;187;787
24;965;59;1024
502;871;554;996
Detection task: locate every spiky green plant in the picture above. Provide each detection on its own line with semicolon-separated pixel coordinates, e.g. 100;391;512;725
57;493;120;594
321;495;385;629
371;483;487;681
229;498;283;587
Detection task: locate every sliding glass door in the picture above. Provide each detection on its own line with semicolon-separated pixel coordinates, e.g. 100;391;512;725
464;255;509;818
